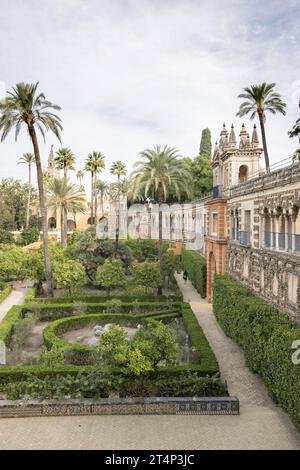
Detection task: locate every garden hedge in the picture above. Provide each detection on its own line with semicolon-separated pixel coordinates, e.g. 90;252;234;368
24;301;182;320
182;249;206;298
32;293;183;304
0;285;12;304
213;274;300;431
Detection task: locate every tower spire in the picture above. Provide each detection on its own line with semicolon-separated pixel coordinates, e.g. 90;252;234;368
251;124;259;148
229;124;237;148
239;123;248;149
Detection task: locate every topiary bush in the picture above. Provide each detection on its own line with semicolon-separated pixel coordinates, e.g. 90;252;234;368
213;274;300;431
182;249;207;298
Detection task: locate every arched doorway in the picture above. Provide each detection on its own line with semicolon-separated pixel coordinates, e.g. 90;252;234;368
48;217;56;229
238;165;248;183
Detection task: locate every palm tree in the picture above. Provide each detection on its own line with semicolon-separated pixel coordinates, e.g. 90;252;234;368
0;82;62;295
237;82;286;174
131;145;192;294
85;152;105;224
110;161;127;250
47;178;86;247
18;153;35;228
55;147;75;179
96;180;109;217
76;170;84;190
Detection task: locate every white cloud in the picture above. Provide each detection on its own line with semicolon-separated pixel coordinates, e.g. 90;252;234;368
0;0;299;188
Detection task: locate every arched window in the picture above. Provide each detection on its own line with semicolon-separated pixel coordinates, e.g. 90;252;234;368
238;165;248;183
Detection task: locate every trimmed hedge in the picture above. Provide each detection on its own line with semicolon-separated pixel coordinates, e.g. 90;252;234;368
33;293;183;304
0;305;23;345
213;274;300;431
182;250;206;298
24;301;182;320
0;285;12;304
181;303;219;375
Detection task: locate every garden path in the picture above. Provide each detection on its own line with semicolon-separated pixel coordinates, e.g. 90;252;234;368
0;277;299;449
0;283;31;323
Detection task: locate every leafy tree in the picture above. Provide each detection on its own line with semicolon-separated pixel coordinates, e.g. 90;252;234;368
184;155;213;198
199;128;212;159
0;178;37;231
125;239;168;261
0;229;14;244
76;170;85;191
47;178;86;247
98;320;178;375
132;261;161;293
52;259;86;295
162;252;182;284
20;227;40;246
94;258;126;294
67;229;133;281
0;82;63;295
133;319;178;367
132;145;192;294
85;152;105;225
237;82;286;174
18;153;35;228
29;242;67;284
0;244;32;281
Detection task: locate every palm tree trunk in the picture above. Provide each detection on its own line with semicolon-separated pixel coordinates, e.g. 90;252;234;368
60;207;65;247
28;125;53;296
63;167;68;245
94;173;98;224
258;112;270;174
90;171;94;224
115;175;120;252
25;162;31;228
157;186;164;296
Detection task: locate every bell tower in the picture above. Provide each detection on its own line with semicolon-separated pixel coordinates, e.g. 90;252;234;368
47;145;60;179
212;123;263;196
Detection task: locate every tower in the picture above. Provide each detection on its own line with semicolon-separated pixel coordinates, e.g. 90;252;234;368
47;145;60;179
212;123;263;194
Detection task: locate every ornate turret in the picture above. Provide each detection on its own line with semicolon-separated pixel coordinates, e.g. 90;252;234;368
251;124;259;148
246;133;251;147
239;124;248;149
219;123;229;149
228;124;237;148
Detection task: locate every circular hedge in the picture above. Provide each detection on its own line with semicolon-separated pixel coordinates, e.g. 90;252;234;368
43;313;139;352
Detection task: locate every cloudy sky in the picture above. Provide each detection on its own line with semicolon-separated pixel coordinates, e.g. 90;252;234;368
0;0;299;188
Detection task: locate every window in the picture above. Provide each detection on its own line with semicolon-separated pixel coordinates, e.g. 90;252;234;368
212;213;218;235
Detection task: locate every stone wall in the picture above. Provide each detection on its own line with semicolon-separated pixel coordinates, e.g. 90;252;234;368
227;242;300;323
0;396;239;418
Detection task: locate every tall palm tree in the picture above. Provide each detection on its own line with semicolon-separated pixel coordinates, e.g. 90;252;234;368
55;147;75;240
237;82;286;174
47;178;86;247
18;152;35;228
55;147;75;179
85;152;105;224
131;145;192;294
110;161;127;250
96;180;109;217
76;170;84;189
0;82;62;295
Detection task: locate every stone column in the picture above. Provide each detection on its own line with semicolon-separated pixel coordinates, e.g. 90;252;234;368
284;214;289;251
261;214;266;248
274;216;279;250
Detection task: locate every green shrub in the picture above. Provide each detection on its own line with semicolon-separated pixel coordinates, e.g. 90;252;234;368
182;249;206;298
0;306;23;345
181;303;219;374
213;274;300;431
0;285;12;303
